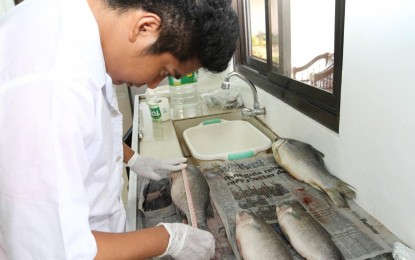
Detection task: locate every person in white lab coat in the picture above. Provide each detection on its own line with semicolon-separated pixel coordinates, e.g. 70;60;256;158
0;0;239;259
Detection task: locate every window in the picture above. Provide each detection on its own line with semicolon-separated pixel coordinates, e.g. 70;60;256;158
233;0;345;132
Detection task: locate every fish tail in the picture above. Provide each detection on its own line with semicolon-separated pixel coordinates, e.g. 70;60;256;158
326;181;356;208
337;181;356;200
326;188;349;208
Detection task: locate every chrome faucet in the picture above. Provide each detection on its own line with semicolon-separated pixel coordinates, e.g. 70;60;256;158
221;71;266;119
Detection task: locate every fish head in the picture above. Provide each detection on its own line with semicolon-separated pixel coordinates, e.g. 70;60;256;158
272;137;286;149
272;137;286;162
275;204;293;217
235;211;254;225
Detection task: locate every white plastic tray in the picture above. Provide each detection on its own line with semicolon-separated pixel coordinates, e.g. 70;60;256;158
183;119;271;161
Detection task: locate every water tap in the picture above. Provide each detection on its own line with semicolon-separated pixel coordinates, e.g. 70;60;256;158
221;71;266;119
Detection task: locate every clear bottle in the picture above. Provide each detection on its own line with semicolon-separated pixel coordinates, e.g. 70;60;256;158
169;71;202;118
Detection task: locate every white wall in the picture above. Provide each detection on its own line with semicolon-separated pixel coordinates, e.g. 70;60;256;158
258;0;415;248
0;0;14;16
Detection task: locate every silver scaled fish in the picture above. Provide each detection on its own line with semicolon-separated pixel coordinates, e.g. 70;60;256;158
276;202;343;260
272;137;356;207
235;211;293;260
170;164;213;231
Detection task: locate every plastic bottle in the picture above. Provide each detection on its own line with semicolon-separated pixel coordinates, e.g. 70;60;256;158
169;71;202;118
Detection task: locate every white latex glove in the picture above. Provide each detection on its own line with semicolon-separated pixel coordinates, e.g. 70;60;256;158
157;222;215;260
127;152;187;181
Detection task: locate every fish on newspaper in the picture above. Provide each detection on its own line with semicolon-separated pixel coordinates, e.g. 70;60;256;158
272;137;356;208
170;164;213;231
235;211;293;260
276;202;343;260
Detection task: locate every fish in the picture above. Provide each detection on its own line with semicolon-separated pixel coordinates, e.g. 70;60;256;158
170;164;213;231
276;202;343;260
235;211;293;260
272;137;356;208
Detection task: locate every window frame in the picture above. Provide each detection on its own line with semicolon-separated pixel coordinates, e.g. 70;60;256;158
233;0;345;132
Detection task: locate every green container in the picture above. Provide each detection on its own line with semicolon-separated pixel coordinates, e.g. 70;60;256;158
168;71;197;86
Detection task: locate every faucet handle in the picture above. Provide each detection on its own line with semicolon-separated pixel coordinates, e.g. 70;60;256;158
242;106;266;119
255;107;266;116
242;108;254;119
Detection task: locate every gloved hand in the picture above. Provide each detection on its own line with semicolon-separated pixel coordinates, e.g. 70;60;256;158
127;152;187;181
157;222;215;260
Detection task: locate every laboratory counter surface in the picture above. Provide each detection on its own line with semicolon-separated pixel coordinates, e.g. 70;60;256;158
126;95;404;260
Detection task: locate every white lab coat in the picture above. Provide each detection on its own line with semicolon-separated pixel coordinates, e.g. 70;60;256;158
0;0;126;259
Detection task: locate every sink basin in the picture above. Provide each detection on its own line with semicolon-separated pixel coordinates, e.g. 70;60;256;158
183;119;272;161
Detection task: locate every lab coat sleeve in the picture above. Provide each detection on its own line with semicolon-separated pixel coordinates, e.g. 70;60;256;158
0;75;98;259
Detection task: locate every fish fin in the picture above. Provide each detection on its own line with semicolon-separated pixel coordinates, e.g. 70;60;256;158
308;144;325;159
336;181;356;200
326;188;349;208
308;182;325;193
312;152;325;165
313;148;325;159
319;174;356;207
327;181;356;208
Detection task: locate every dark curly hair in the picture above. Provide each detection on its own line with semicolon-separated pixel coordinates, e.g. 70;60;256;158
105;0;239;73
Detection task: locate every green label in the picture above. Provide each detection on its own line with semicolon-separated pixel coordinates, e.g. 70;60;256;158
150;105;162;120
168;71;197;86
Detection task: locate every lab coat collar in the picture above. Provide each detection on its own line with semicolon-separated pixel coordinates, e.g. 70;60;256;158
59;0;107;90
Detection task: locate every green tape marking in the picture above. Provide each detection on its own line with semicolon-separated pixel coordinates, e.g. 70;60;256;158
227;151;255;160
202;118;222;125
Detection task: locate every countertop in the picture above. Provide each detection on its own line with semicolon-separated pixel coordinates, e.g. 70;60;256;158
125;95;402;259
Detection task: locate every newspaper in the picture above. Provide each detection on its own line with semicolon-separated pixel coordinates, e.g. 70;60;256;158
135;171;175;229
134;154;396;260
135;170;237;260
135;171;178;260
198;154;394;260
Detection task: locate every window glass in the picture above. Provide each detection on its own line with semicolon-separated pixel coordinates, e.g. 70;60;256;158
268;0;335;92
248;0;267;61
234;0;344;132
270;0;280;71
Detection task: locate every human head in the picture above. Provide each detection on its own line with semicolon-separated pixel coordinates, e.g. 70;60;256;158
105;0;240;73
